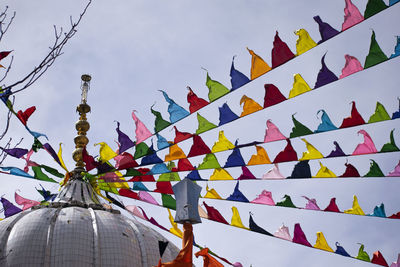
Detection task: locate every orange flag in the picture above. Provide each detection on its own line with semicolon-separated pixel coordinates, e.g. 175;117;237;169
195;248;224;267
247;48;271;80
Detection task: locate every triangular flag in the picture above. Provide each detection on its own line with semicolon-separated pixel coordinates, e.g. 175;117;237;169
364;31;388;68
32;166;57;183
371;251;389;266
156;134;170;150
290;114;313;138
141;149;163;165
114;152;138;170
195;248;224;267
158;241;169;258
198;154;220;170
324;197;341;212
344;195;365;215
313;162;336;178
206;72;229;102
326;141;346;157
292;223;312;247
264;120;286;142
368;203;386;218
167;209;183;238
335;242;351;257
288;74;312;98
186;169;203;181
340;162;361;177
240;95;263;117
1;147;28;159
218;103;239;126
288;160;311;179
356;244;371;262
314;232;334;252
154;181;174;194
390;36;400;58
209;168;234;180
340;101;365;128
381;129;399;152
224;141;245;167
203;201;229;224
364;159;384;177
204;185;223;199
314;54;338;88
302;196;320;210
263;83;287;108
227;182;249;202
299;138;324;160
187;86;209;113
237;166;256;180
352;130;377;155
212;131;235;153
315;110;338;133
251;190;275;205
249;214;272;236
247;145;271;165
188;135;211;157
134;142;150;159
230;56;250;90
368;102;391;123
177;158;194;171
160;90;190;123
165;143;186;161
1;197;22;217
196;113;217;134
262;164;285;179
388;160;400;176
364;0;387;19
342;0;364;31
273;139;298;163
230;206;247;229
14;191;40;210
339;54;363;79
276;195;297;208
271;31;295;68
313;16;339;44
151;106;171;132
173;126;193;143
132;111;152;144
274;224;292;241
294;29;317;56
16;106;36;126
247;48;271;80
115;121;135;153
161;194;176;210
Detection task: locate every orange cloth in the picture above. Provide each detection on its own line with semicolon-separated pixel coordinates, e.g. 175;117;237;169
195;248;224;267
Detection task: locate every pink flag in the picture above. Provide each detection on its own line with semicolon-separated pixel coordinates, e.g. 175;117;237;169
22;149;39;172
132;111;152;144
125;205;146;220
15;191;40;210
264;120;286;143
388;161;400;177
101;172;125;183
302;196;320;210
339;54;363;79
251;190;275;205
262;164;285;179
114;152;138;170
138;191;159;205
390;253;400;267
274;224;292;241
342;0;364;31
352;130;377;155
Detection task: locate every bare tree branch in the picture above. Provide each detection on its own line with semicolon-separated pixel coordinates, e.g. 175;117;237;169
0;95;15;141
1;0;92;95
0;6;16;43
0;55;13;83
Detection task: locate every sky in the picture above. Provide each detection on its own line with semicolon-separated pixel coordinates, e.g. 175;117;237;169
1;0;400;266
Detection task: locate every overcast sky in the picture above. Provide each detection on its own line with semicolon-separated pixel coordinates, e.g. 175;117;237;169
1;0;400;266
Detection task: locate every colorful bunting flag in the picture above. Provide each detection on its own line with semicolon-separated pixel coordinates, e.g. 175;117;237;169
218;103;239;126
15;191;40;210
288;74;312;98
141;148;163;165
165;143;186;161
390;36;400;58
173;126;192;143
288;160;311;179
371;251;389;266
1;147;28;158
344;195;365;215
114;152;138;170
364;159;384;177
315;110;338;133
276;195;297;208
230;56;250;90
314;54;338;88
0;51;12;61
294;29;317;56
251;190;275;205
177;158;194;171
381;129;399;152
160;90;190;123
369;203;386;218
206;72;229;102
356;244;371;262
57;143;69;172
352;130;377;155
247;48;271;80
154;182;174;194
299;138;324;160
167;209;183;238
132;111;152;144
249;214;272;236
227;182;249;202
274;224;292;241
303;196;320;210
239;95;263;117
198;154;220;170
186;169;203;181
292;223;312;247
342;0;364;31
187;86;209;113
335;242;351;257
290;114;313;138
313;16;339;44
387;160;400;176
324;197;341;212
313;162;336;178
230;206;247;229
203;201;229;224
17;106;36;126
339;54;363;79
340;101;365;128
151;106;171;132
271;31;295;68
364;0;387;19
326;141;346;157
188;135;211;157
115;121;135;153
364;31;388;69
262;164;285;179
196;113;217;134
1;197;22;217
32;166;58;183
247;145;271;165
273;139;298;163
211;131;235;153
237;166;256;180
204;185;223;199
224;141;245;167
95;142;118;162
340;162;361;177
264;119;286;142
156;133;170;150
314;232;334;252
368;102;391;123
263;84;287;108
209;168;234;181
161;194;176;210
195;248;224;267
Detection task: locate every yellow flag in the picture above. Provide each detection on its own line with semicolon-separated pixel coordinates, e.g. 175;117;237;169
289;74;312;98
231;206;248;229
295;28;317;56
344;195;365;215
203;185;223;199
209;168;234;181
299;138;324;160
240;95;263;117
313;162;336;178
314;232;334;252
168;209;183;238
211;131;235;153
247;48;271;80
248;145;271;165
94;142;118;162
165;143;186;161
57;143;69;172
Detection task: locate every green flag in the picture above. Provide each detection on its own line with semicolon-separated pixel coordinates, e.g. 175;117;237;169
206;72;229;102
151;106;171;132
368;102;391;123
364;0;387;19
161;194;176;210
356;244;371;262
364;160;384;177
380;129;399;152
32;166;57;183
40;165;64;178
290;115;313;138
276;194;297;208
134;142;150;159
196;113;217;134
364;31;388;69
158;172;180;181
198;153;221;170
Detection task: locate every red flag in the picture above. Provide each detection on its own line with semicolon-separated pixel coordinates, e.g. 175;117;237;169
203;201;229;224
17;106;36;125
187;87;209;113
119;189;139;200
174;126;193;143
0;51;12;61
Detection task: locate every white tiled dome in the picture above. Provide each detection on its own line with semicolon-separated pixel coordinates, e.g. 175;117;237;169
0;178;180;267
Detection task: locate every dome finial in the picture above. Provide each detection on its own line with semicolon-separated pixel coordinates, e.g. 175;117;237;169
72;74;92;177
